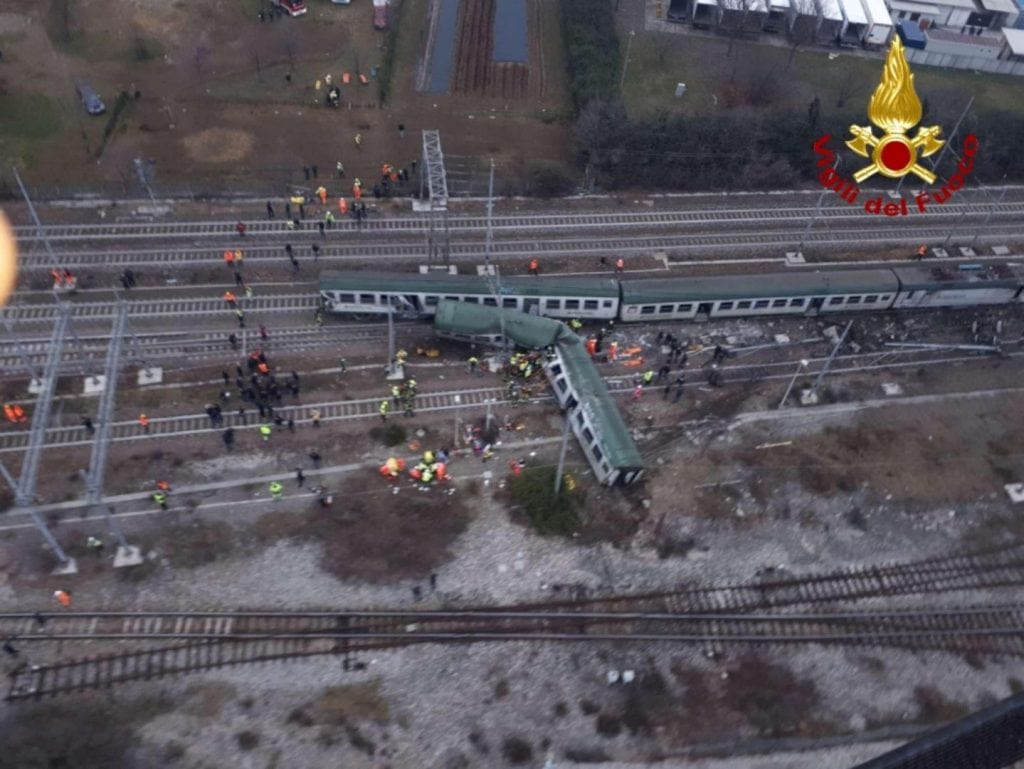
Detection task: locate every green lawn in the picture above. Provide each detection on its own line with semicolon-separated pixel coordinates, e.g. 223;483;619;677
621;30;1024;120
0;93;63;140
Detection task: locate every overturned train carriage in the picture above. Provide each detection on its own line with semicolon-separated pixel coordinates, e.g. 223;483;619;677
432;300;644;486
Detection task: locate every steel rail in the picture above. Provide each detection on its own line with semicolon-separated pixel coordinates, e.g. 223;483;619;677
12;202;1024;241
14;224;1024;270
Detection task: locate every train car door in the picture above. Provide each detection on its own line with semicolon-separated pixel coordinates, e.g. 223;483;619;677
805;297;824;317
524;298;540;315
696;302;713;321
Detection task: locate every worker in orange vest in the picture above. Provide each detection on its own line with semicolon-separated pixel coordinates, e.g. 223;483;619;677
338;197;348;214
234;249;244;265
528;259;539;276
156;480;171;492
139;414;150;433
615;258;625;273
317;186;328;204
609;341;619;361
12;405;25;423
3;404;16;423
223;249;235;267
223;290;237;307
54;589;72;607
585;337;597;357
916;244;928;260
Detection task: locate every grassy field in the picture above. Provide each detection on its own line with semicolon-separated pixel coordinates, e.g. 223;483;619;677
620;28;1024;121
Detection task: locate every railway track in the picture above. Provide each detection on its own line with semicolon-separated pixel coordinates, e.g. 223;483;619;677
15;224;1024;271
7;604;1024;700
14;203;1024;243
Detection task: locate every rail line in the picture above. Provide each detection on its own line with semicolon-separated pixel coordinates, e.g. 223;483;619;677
13;202;1024;242
0;344;1017;454
6;604;1024;700
15;225;1024;271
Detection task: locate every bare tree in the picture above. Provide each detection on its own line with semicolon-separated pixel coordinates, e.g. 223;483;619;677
786;0;819;68
833;68;865;108
722;0;762;57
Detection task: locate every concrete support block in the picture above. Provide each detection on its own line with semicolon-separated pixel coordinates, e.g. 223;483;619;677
785;252;806;266
83;375;106;395
52;558;78;576
28;378;46;395
113;545;144;568
138;367;163;386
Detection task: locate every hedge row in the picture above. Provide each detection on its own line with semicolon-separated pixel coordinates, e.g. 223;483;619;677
559;0;621;114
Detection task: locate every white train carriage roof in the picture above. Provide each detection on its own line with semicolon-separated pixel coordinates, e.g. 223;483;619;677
891;264;1024;292
319;271;619;299
620;269;899;304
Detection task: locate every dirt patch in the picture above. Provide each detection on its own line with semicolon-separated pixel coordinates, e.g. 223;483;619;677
251;473;474;582
314;681;391;725
911;685;971;724
181;128;255;164
180;681;238;718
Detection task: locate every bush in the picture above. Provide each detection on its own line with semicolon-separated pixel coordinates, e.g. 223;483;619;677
559;0;620;113
525;162;576;197
500;736;533;765
507;466;582;537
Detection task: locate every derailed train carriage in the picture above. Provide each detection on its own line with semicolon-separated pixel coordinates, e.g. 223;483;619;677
432;300;645;486
319;263;1024;324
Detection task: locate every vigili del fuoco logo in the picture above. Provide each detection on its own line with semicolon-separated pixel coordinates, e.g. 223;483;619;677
811;37;979;217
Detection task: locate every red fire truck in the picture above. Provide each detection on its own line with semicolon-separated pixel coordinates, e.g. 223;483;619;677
273;0;307;16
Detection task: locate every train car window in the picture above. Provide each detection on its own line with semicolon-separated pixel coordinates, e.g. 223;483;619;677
828;296;843;305
641;306;656;315
339;293;355;303
904;291;915;299
880;295;891;301
483;297;498;307
772;299;787;308
545;299;560;310
465;297;479;304
754;300;770;309
718;302;734;311
503;298;518;308
848;296;862;304
584;300;599;310
603;300;614;308
865;295;878;303
592;445;604;462
583;427;595;443
576;411;586;426
677;303;693;312
556;379;568;392
359;293;375;304
565;300;580;310
549;363;562;375
737;300;752;309
425;295;439;306
445;296;459;302
789;298;805;307
659;304;674;313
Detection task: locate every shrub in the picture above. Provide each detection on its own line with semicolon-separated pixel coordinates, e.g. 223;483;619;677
507;466;582;537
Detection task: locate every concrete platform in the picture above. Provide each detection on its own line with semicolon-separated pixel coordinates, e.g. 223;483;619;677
931;248;949;258
83;375;106;395
138;367;163;385
386;364;406;381
418;265;458;274
28;378;46;395
785;252;806;265
958;246;977;258
992;245;1011;256
52;558;78;576
113;545;144;568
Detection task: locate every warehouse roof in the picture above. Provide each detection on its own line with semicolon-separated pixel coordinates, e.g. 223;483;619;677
433;300;573;349
620;269;900;303
556;336;644;471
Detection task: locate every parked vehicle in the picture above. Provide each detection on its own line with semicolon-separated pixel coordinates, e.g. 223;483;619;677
273;0;307;17
373;0;389;29
75;82;105;116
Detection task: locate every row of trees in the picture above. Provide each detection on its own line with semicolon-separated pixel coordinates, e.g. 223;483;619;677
573;99;1024;191
559;0;621;113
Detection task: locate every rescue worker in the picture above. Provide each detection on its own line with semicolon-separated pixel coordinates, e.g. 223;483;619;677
81;416;95;434
916;244;928;260
339;197;348;215
259;325;269;341
585;338;597;357
468;356;479;374
236;221;246;237
2;404;15;423
608;341;619;361
528;258;539;276
311;409;321;427
54;590;72;607
354;133;362;148
234;249;244;266
642;370;654;386
379;400;390;422
267;201;275;219
391;384;402;406
260;423;272;441
153;490;168;509
236;309;246;328
139;414;150;433
224;290;237;307
324;211;335;227
156;480;171;493
223;427;235;450
270;481;284;500
295;468;305;487
615;258;625;273
336;161;345;178
229;333;239;350
318;186;328;205
424;450;435;465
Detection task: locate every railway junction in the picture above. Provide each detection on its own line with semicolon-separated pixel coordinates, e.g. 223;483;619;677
1;186;1024;767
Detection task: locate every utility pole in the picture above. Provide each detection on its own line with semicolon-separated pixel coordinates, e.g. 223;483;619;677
2;304;76;573
619;31;636;92
972;173;1008;249
778;359;809;409
12;167;60;275
83;302;141;566
806;321;852;403
798;157;838;255
554;406;574;494
133;158;158;210
484;158;509;352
